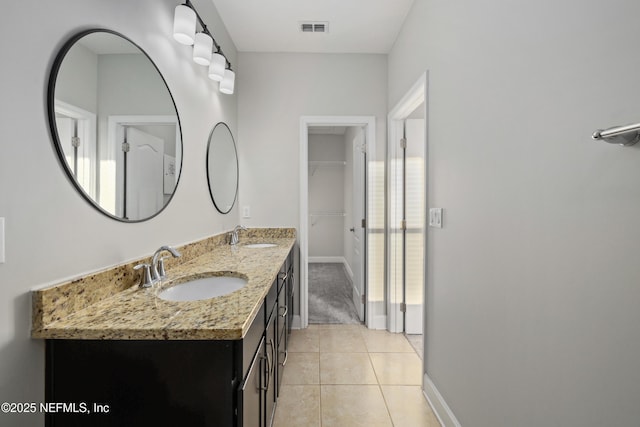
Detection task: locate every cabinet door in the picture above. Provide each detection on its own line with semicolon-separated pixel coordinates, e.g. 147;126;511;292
276;284;288;397
265;314;277;427
287;263;294;336
239;338;265;427
277;283;287;344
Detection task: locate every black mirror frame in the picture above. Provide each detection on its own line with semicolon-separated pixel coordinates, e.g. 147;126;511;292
46;28;184;223
206;122;239;214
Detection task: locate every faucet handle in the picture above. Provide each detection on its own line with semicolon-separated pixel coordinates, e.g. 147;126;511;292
134;263;154;288
156;256;171;279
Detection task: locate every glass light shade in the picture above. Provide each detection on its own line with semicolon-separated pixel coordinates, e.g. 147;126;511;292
173;5;196;45
193;32;213;66
208;53;226;81
219;69;235;95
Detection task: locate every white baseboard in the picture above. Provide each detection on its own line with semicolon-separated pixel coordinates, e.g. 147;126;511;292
342;259;354;280
423;374;461;427
308;256;344;263
291;315;302;329
368;314;387;330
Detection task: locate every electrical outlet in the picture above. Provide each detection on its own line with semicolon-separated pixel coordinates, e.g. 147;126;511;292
429;208;443;228
242;206;251;218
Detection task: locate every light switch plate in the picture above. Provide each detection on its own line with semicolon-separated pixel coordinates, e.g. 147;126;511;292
0;217;5;263
242;206;251;219
429;208;443;228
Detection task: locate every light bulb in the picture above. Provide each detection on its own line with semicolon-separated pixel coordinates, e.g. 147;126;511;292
173;5;196;45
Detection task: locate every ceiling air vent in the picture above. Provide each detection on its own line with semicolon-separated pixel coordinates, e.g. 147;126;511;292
299;21;329;33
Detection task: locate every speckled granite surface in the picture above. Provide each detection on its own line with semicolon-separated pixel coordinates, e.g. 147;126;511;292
31;228;296;340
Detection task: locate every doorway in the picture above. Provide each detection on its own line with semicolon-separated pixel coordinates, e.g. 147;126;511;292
105;115;181;220
307;125;365;324
387;73;428;344
299;116;376;329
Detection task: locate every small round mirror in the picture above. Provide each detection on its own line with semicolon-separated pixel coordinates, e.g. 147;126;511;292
206;122;238;214
47;29;183;222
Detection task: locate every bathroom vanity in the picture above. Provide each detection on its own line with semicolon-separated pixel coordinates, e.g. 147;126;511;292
32;229;296;427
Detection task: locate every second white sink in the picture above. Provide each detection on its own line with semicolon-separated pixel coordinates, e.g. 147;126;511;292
244;243;277;248
158;275;247;302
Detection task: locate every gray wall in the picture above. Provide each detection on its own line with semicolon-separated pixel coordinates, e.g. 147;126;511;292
0;1;237;425
389;0;640;426
55;42;98;113
237;52;387;229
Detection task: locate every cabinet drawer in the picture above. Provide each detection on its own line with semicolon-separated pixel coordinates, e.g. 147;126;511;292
243;302;265;377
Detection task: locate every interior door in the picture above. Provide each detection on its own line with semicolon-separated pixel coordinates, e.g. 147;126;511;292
120;126;164;220
352;128;366;322
388;112;425;334
403;118;425;335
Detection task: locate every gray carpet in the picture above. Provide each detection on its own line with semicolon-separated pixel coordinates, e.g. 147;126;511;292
308;263;361;324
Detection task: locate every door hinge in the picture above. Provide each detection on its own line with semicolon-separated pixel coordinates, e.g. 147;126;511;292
400;138;407;149
360;142;367;154
71;136;81;148
361;218;366;228
400;219;407;230
400;302;406;312
361;294;366;304
122;142;130;152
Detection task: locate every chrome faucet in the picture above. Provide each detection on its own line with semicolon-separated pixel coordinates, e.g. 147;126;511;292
151;246;181;282
134;245;182;288
229;225;247;245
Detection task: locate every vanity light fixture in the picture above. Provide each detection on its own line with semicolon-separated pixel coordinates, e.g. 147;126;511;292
208;52;226;81
193;32;213;65
172;1;235;94
219;69;235;95
173;4;196;45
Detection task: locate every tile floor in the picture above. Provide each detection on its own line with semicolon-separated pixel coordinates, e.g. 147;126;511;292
273;324;441;427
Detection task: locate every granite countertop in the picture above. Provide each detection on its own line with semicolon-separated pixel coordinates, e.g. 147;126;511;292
31;229;296;340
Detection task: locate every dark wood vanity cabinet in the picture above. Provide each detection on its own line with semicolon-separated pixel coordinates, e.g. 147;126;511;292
45;248;294;427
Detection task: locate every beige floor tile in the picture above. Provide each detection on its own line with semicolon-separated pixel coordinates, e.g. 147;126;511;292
288;328;320;353
361;330;416;353
320;353;378;384
282;352;319;384
321;385;393;427
369;352;423;385
273;385;321;427
381;385;441;426
319;329;368;353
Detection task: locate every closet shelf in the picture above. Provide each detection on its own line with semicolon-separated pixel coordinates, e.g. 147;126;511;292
309;161;346;175
309;211;346;226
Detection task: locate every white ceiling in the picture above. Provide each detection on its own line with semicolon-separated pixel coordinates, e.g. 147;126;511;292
210;0;415;54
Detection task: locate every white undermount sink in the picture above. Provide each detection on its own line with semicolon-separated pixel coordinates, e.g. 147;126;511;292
158;274;248;302
244;243;277;248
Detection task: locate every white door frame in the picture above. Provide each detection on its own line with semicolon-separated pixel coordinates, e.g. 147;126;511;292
299;116;376;329
387;72;428;333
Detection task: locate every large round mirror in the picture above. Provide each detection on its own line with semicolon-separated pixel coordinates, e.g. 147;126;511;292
206;122;238;214
47;29;182;222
